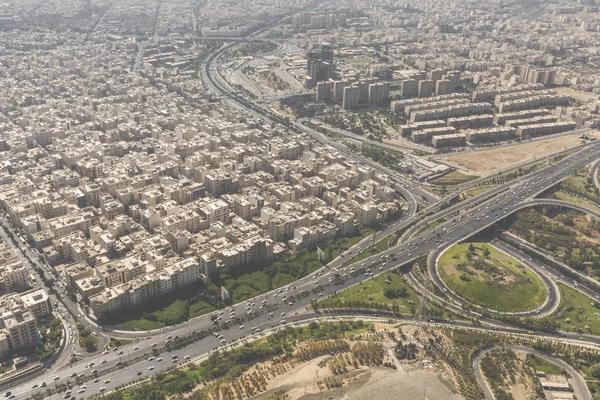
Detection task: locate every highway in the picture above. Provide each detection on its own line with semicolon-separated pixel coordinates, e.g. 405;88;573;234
8;28;600;400
589;157;600;192
11;140;600;400
201;42;438;207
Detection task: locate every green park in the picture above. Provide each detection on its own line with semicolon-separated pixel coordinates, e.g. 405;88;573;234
437;242;547;312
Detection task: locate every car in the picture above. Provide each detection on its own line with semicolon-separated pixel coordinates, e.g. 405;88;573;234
172;359;178;363
240;325;245;329
281;312;286;316
31;384;38;389
104;379;111;383
118;351;124;355
148;357;154;361
92;369;98;374
71;373;77;377
167;335;173;339
184;355;191;359
115;361;121;366
101;359;106;364
151;343;157;347
78;389;85;394
99;387;106;392
165;339;171;344
133;346;139;350
148;366;155;370
54;376;60;381
157;357;163;362
221;339;226;343
94;379;100;383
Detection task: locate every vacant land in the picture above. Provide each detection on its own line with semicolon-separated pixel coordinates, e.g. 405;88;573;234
551;283;600;335
552;87;598;103
343;57;374;64
430;170;477;186
443;135;585;176
438;242;547;312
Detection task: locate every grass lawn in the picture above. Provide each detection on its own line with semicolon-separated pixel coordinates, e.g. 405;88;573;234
551;283;600;335
431;171;477;186
550;191;600;214
318;273;419;313
560;172;599;203
525;353;565;375
463;186;495;198
115;229;375;331
116;318;164;331
152;299;187;321
344;238;390;266
189;301;216;319
438;242;547;312
110;338;134;347
416;220;443;236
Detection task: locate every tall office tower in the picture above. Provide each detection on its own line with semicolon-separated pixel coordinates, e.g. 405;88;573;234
306;45;334;87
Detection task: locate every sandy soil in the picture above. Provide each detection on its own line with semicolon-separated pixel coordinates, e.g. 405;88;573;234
261;356;334;399
443;135;587;176
442;264;459;276
552;87;598;103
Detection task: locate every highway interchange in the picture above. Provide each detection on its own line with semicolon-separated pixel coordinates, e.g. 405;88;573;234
8;40;600;400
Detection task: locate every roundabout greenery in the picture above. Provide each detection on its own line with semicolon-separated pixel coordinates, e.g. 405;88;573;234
438;242;547;312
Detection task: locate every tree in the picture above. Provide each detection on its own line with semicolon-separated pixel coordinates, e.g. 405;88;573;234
589;363;600;379
468;243;476;252
483;247;491;257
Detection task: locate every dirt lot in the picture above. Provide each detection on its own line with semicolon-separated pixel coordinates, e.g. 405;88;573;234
248;323;464;400
443;135;588;176
552;87;599;103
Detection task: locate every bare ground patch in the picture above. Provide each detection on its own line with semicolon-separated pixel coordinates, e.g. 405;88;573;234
442;135;587;176
442;264;459;276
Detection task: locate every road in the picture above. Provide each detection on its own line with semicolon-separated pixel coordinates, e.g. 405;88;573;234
473;345;592;400
13;142;600;398
7;27;600;400
589;158;600;192
202;42;439;207
299;118;433;155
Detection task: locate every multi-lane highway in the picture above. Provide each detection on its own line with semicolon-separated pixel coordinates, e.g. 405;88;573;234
11;139;600;400
9;30;600;400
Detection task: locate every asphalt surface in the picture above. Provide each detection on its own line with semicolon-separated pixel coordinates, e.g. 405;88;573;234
11;141;599;399
473;345;592;400
8;35;600;400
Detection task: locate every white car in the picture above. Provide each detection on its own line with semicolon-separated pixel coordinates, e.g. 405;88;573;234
148;366;155;370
